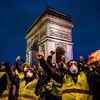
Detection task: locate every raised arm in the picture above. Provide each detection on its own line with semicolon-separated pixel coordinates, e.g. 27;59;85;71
36;52;63;84
15;56;26;73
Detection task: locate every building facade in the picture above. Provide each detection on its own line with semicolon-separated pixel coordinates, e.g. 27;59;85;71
26;8;74;66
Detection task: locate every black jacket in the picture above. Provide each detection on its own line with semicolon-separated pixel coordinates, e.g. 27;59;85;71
39;58;100;100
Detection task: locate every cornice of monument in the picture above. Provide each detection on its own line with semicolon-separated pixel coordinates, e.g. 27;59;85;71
47;15;74;29
26;7;72;38
26;14;73;39
26;15;48;39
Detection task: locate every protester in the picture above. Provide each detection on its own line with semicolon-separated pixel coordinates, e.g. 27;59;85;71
8;65;19;100
47;50;55;67
36;50;100;100
0;62;11;100
15;56;39;100
0;49;100;100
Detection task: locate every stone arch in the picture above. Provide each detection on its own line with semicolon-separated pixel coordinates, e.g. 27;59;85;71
31;39;38;51
31;39;38;67
56;46;66;64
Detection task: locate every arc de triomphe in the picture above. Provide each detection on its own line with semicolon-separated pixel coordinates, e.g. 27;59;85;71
26;7;74;66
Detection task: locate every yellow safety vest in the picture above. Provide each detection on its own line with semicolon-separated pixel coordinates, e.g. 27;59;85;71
62;71;93;100
15;70;24;80
45;79;53;91
18;79;39;100
51;79;62;97
0;72;6;78
0;72;10;100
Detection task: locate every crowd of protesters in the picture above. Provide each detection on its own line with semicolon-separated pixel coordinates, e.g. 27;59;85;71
0;49;100;100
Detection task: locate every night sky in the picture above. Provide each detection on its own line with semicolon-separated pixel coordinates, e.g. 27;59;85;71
0;0;100;65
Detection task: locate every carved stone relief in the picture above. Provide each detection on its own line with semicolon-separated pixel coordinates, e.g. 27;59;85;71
49;27;72;41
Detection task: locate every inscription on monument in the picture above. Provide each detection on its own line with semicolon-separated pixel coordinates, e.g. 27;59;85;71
49;27;72;41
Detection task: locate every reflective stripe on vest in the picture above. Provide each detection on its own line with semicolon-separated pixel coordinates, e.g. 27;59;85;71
62;71;93;100
62;89;92;95
18;94;37;100
0;94;8;98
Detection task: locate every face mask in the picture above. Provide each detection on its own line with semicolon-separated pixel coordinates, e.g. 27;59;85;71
69;65;78;74
26;71;33;78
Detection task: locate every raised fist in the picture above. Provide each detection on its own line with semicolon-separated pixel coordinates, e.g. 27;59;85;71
36;52;44;60
16;56;21;62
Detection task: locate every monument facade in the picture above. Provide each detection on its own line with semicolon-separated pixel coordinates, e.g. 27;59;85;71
26;7;74;66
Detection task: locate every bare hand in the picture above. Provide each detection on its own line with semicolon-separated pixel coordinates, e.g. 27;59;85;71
16;56;21;62
36;52;44;60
